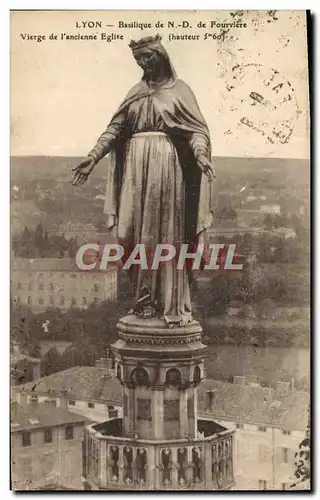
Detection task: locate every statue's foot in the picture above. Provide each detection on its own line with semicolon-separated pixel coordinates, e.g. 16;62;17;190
162;312;194;328
180;313;193;327
138;305;157;319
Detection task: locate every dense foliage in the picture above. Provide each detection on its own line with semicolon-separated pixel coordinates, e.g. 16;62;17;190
291;408;311;490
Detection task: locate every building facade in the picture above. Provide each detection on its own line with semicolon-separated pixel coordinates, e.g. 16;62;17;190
260;204;281;215
232;423;305;490
47;222;98;245
11;395;85;490
11;258;117;312
198;378;309;491
14;361;123;424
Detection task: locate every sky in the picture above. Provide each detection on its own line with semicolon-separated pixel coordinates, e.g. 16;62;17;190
10;10;310;158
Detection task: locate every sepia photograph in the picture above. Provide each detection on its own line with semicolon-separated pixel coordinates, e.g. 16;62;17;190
10;9;310;491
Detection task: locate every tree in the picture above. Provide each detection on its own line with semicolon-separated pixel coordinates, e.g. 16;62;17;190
43;231;49;251
273;214;288;228
12;358;34;385
20;226;32;245
17;226;34;257
258;233;282;263
10;303;34;350
236;272;255;305
291;408;311;490
41;347;64;376
61;340;100;369
34;223;44;255
269;274;288;303
239;233;254;255
254;299;275;320
194;273;232;317
253;270;288;304
28;342;42;358
264;214;273;230
68;238;79;258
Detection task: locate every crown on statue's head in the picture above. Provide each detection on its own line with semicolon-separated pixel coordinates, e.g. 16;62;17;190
129;34;162;52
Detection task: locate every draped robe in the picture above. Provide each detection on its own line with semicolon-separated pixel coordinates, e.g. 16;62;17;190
89;77;215;326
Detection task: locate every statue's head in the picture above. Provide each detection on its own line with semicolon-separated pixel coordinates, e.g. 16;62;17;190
133;48;162;77
129;35;176;81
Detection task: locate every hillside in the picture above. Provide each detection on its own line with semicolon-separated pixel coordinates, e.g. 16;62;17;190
11;155;309;183
10;156;309;234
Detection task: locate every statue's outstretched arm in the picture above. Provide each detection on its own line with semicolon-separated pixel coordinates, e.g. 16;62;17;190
88;109;127;164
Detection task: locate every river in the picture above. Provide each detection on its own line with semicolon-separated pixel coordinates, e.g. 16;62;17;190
206;345;310;390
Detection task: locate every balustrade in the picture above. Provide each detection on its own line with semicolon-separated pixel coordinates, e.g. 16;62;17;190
161;448;172;486
212;435;234;489
123;446;133;484
85;423;234;490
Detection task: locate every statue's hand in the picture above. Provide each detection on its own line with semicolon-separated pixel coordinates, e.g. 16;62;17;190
72;156;96;186
197;154;216;182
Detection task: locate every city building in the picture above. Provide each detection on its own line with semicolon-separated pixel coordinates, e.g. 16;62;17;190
272;227;297;239
260;204;281;215
226;299;246;317
13;359;122;423
235;209;267;228
246;195;258;202
206;227;268;239
198;378;309;491
11;258;117;312
10;340;41;385
14;364;309;490
47;222;98;245
11;394;86;490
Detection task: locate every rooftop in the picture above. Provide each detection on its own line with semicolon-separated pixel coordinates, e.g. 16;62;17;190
48;222;97;231
19;366;122;405
11;353;41;365
11;400;86;432
92;417;226;439
17;366;309;431
11;257;117;273
198;379;309;431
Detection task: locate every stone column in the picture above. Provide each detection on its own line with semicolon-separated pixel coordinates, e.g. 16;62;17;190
147;445;155;488
100;440;107;488
132;447;139;485
154;445;161;490
153;390;164;439
193;387;198;438
179;391;189;438
204;442;212;489
118;445;124;485
171;447;178;489
104;402;109;421
127;388;136;437
106;444;111;485
187;446;193;485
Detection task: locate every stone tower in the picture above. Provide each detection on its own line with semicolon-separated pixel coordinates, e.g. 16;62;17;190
113;316;206;442
84;315;235;491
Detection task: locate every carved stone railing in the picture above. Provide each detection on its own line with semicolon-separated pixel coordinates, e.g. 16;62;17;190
84;419;235;491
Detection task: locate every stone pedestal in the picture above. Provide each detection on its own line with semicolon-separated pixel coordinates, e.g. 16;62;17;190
111;315;207;441
84;314;235;491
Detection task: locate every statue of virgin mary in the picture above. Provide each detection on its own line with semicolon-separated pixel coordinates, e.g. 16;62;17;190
72;35;215;327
